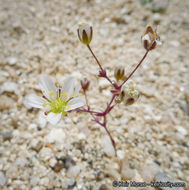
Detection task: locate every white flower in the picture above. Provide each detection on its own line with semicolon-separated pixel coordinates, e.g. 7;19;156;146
77;23;93;45
120;80;139;106
25;76;85;125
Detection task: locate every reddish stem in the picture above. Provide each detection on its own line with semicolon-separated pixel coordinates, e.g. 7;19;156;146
87;45;114;86
78;50;149;157
120;51;149;88
84;90;89;110
103;115;117;156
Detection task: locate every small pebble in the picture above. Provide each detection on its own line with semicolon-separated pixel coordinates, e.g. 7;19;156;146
6;57;18;65
0;172;6;187
0;95;14;110
16;157;27;168
155;172;185;190
140;164;160;183
67;165;81;178
45;128;65;143
121;166;135;180
39;147;53;161
176;126;188;136
65;178;76;189
61;155;75;169
101;135;115;157
99;184;109;190
52;162;64;173
1;82;18;94
39;177;49;186
99;79;110;90
2;131;13;141
30;139;43;152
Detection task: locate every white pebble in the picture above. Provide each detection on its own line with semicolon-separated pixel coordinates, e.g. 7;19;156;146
49;158;57;167
121;167;135;180
176;126;187;136
39;147;53;161
16;157;27;167
155;172;185;190
99;79;110;90
32;187;40;190
1;82;18;94
117;150;125;160
67;165;81;178
169;40;180;47
101;135;115;157
30;177;39;186
65;178;76;188
0;172;6;187
37;112;47;128
45;128;65;143
30;139;43;152
6;57;17;65
39;177;49;186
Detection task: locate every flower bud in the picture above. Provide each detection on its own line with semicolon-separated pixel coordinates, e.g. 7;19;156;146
114;67;125;81
121;81;139;106
81;77;90;91
98;69;106;77
111;88;120;95
77;23;93;45
115;96;121;104
142;26;161;51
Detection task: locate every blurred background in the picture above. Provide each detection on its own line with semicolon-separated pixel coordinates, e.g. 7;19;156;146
0;0;188;189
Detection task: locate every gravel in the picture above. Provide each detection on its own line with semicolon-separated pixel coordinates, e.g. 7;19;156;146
0;0;188;189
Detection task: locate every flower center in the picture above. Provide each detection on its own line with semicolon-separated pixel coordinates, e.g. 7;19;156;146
50;97;67;115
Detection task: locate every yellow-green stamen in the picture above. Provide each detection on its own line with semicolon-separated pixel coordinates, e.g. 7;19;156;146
50;97;68;116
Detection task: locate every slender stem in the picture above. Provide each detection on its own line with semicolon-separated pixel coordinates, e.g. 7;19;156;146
87;45;114;86
120;51;149;88
104;94;116;114
77;108;99;114
103;116;117;156
87;45;103;71
84;91;89;110
104;76;114;86
92;114;103;126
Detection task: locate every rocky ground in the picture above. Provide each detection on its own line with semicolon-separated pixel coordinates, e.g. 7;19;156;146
0;0;189;189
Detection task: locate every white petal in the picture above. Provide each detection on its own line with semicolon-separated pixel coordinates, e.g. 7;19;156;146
39;75;56;100
46;112;62;125
62;76;75;100
142;34;151;43
79;23;92;38
74;83;81;95
66;97;85;111
156;39;162;45
25;93;46;108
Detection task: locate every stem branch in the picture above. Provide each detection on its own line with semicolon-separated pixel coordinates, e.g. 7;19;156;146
120;51;149;88
87;45;114;86
87;45;103;71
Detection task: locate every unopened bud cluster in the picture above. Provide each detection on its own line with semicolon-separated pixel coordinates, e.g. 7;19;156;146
81;77;90;91
114;67;125;81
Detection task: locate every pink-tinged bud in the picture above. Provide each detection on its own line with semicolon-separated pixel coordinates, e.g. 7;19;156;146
119;90;125;102
77;23;93;45
98;69;106;77
142;26;162;51
111;88;120;95
115;96;122;104
81;77;90;91
114;67;125;81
